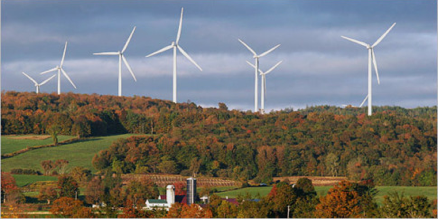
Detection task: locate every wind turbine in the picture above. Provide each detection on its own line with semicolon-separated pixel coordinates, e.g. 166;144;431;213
342;23;396;116
246;61;282;114
94;27;137;97
40;42;77;95
22;72;56;94
238;39;280;112
146;8;202;103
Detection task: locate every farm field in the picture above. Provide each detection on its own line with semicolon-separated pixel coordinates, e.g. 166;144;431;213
215;185;437;205
1;134;141;173
1;135;75;155
12;174;58;187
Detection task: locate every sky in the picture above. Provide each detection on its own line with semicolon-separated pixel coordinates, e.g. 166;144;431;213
2;0;437;112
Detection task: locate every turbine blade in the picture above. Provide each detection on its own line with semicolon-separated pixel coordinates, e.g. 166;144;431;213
40;67;58;75
122;26;136;53
122;55;137;82
246;61;264;74
61;68;77;89
93;52;119;55
372;23;396;47
176;8;184;44
265;61;283;74
146;44;173;57
22;72;38;85
359;95;368;107
39;74;56;86
177;46;202;71
238;39;257;56
259;44;281;58
263;75;267;98
341;36;368;48
246;60;255;68
60;41;68;67
372;50;380;84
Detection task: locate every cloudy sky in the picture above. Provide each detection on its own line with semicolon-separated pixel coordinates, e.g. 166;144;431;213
2;0;436;111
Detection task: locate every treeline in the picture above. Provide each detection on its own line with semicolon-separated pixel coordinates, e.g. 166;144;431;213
1;91;437;186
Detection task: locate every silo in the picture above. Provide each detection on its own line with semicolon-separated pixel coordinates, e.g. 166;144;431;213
186;177;197;205
166;185;175;206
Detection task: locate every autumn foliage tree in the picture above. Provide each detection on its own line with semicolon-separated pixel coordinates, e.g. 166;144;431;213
1;172;18;203
50;197;83;217
315;180;363;218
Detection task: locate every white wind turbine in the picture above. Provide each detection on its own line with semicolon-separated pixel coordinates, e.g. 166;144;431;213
146;8;202;103
94;27;137;97
342;23;396;116
246;61;282;114
40;42;77;95
238;39;280;112
22;72;56;94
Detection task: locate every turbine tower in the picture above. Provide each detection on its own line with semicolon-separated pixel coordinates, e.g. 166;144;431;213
40;42;77;94
238;39;280;112
146;8;202;103
22;72;56;94
342;23;396;116
246;61;282;114
94;27;137;96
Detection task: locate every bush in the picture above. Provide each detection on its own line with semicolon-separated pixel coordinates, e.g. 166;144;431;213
10;169;42;175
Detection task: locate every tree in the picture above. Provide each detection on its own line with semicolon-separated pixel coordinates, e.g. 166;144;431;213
216;200;238;218
157;160;178;174
1;172;18;203
85;177;104;205
325;153;340;177
267;182;297;218
315;180;362;218
47;124;62;146
124;178;159;208
70;166;92;186
55;159;69;175
41;160;55;175
72;207;95;218
50;197;83;217
294;177;316;198
380;192;432;218
71;116;91;138
38;184;58;204
58;176;79;198
180;204;213;218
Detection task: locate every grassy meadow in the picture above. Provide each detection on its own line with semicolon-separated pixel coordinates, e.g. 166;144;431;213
12;174;58;187
1;135;75;155
1;134;140;173
215;185;437;205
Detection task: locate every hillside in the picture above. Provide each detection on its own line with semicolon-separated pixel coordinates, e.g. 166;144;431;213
1;91;437;186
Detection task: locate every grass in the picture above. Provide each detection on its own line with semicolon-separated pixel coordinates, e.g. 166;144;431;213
1;134;139;173
12;174;58;187
1;135;75;155
215;185;437;204
374;186;437;204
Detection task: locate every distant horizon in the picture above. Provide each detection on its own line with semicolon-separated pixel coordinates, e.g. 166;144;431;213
2;0;436;111
2;90;436;112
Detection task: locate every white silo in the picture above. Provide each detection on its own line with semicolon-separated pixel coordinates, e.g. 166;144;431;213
166;185;175;206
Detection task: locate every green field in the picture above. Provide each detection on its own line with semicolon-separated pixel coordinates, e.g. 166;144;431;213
215;186;437;204
1;135;75;155
12;174;58;187
1;134;139;173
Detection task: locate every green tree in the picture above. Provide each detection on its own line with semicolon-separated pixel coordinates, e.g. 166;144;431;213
48;124;62;146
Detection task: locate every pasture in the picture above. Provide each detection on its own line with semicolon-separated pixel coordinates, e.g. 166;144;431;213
1;134;140;173
1;135;75;155
215;185;437;205
12;174;58;187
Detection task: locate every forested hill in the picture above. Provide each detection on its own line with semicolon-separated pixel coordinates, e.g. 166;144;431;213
1;91;437;186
